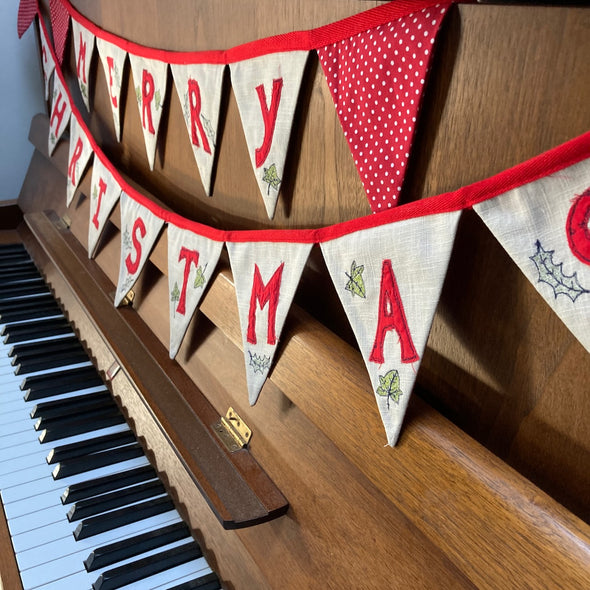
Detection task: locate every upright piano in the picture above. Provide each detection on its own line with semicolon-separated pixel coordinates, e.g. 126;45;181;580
2;1;590;588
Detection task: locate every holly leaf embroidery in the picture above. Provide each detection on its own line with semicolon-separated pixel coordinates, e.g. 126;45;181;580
248;351;271;375
262;164;281;195
345;260;366;298
530;240;589;302
376;369;403;409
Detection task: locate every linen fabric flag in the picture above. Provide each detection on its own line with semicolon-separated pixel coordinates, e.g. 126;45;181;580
167;223;224;359
66;114;93;206
88;156;122;258
96;37;127;141
48;72;71;156
129;54;169;170
317;4;449;212
473;158;590;353
320;210;460;445
227;240;313;404
170;63;225;196
38;19;56;101
114;193;165;306
229;51;308;219
71;18;95;110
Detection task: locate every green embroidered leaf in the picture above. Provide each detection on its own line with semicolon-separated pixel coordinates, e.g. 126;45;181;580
193;265;206;289
262;163;281;195
155;89;161;110
376;369;403;408
530;240;589;302
170;281;180;303
135;85;142;105
345;260;366;298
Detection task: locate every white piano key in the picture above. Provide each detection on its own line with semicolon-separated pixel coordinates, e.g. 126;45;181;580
119;556;211;590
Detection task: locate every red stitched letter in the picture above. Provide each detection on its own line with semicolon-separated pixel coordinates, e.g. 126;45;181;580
254;78;283;168
50;92;67;135
91;177;107;230
141;69;155;134
567;188;590;266
68;137;84;186
125;217;147;274
247;263;284;345
187;79;211;154
76;32;87;83
106;56;118;108
369;259;419;365
176;247;200;315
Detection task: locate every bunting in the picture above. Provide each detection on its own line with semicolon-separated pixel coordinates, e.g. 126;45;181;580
170;63;225;196
128;55;169;170
48;71;71;156
71;19;95;110
20;0;590;445
96;37;127;142
167;224;224;359
115;193;165;307
66;114;93;206
38;17;55;101
49;0;69;66
474;159;590;353
17;0;37;39
230;51;308;219
87;157;122;259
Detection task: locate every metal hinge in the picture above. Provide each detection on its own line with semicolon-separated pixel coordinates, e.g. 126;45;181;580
213;407;251;452
55;214;71;230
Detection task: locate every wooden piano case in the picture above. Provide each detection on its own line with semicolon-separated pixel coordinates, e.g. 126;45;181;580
3;1;590;588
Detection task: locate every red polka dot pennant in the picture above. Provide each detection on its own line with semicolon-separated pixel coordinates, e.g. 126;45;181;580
318;4;450;213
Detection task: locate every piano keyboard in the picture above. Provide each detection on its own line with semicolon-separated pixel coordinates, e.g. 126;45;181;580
0;243;221;590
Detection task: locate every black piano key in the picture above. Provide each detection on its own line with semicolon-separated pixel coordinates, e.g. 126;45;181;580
0;281;49;300
92;540;203;590
84;521;191;572
39;410;127;445
67;479;167;521
15;348;89;375
74;496;175;540
62;465;157;504
46;429;137;464
31;389;113;419
35;398;119;430
0;268;42;285
166;572;222;590
2;316;73;343
52;442;144;479
0;243;27;256
22;365;104;400
0;299;61;323
9;334;78;359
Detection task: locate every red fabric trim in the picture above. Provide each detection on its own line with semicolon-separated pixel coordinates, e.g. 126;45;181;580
60;0;452;64
43;3;590;247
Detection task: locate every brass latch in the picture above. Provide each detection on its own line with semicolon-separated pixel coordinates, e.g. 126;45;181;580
56;214;71;230
213;407;251;452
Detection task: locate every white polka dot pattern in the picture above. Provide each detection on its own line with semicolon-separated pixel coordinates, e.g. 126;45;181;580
317;5;447;212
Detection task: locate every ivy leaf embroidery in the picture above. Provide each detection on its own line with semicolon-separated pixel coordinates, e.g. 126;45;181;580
193;265;206;289
345;260;366;298
376;369;403;409
530;240;589;302
262;164;281;195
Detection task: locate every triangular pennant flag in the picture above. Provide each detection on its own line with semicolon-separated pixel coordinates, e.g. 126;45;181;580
88;157;122;258
473;158;590;353
167;223;224;359
66;115;93;206
229;51;308;219
227;240;313;404
96;37;127;141
320;210;460;445
128;54;168;170
17;0;37;39
170;62;225;196
49;0;70;66
38;18;55;101
115;193;165;306
71;18;95;110
48;73;71;156
317;4;449;212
